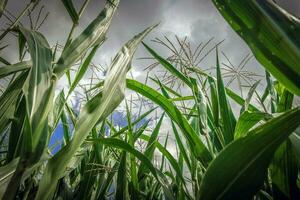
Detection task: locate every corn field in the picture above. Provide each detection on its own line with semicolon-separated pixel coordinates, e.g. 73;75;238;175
0;0;300;199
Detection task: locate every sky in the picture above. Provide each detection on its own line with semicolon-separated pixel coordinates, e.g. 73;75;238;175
3;0;300;79
2;0;300;154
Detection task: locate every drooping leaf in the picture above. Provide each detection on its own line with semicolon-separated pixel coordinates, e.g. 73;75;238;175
3;28;53;199
19;27;53;162
126;79;212;166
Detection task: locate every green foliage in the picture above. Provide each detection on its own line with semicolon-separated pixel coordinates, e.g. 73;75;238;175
212;0;300;95
0;1;299;200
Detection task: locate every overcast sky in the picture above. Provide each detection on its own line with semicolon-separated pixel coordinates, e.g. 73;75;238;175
4;0;300;76
2;0;300;94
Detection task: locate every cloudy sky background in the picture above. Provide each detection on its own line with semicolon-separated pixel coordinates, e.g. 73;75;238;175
3;0;300;88
2;0;300;154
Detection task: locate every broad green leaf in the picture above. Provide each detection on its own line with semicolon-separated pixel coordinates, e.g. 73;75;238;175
170;96;193;101
116;152;127;199
212;0;300;95
124;100;139;196
126;79;212;166
290;127;300;158
3;28;53;199
0;72;27;135
234;111;272;139
150;77;182;97
36;24;157;200
133;120;150;142
171;121;192;172
61;109;70;145
277;88;294;113
53;0;119;78
19;27;53;161
199;107;300;200
0;61;30;79
266;71;277;112
7;97;26;162
271;87;298;199
0;158;19;199
61;0;79;24
271;140;299;199
216;49;236;144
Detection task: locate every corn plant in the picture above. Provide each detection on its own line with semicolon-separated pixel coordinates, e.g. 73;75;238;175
0;0;299;200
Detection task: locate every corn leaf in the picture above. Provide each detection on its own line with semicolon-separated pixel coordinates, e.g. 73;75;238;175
212;0;300;95
36;24;157;200
0;158;19;199
143;42;192;87
126;79;212;166
234;111;272;139
138;113;165;177
53;0;119;78
19;27;53;161
90;138;175;200
116;152;127;199
0;61;30;79
139;134;185;185
61;0;79;24
226;87;260;112
216;49;236;144
199;107;300;200
0;72;27;135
